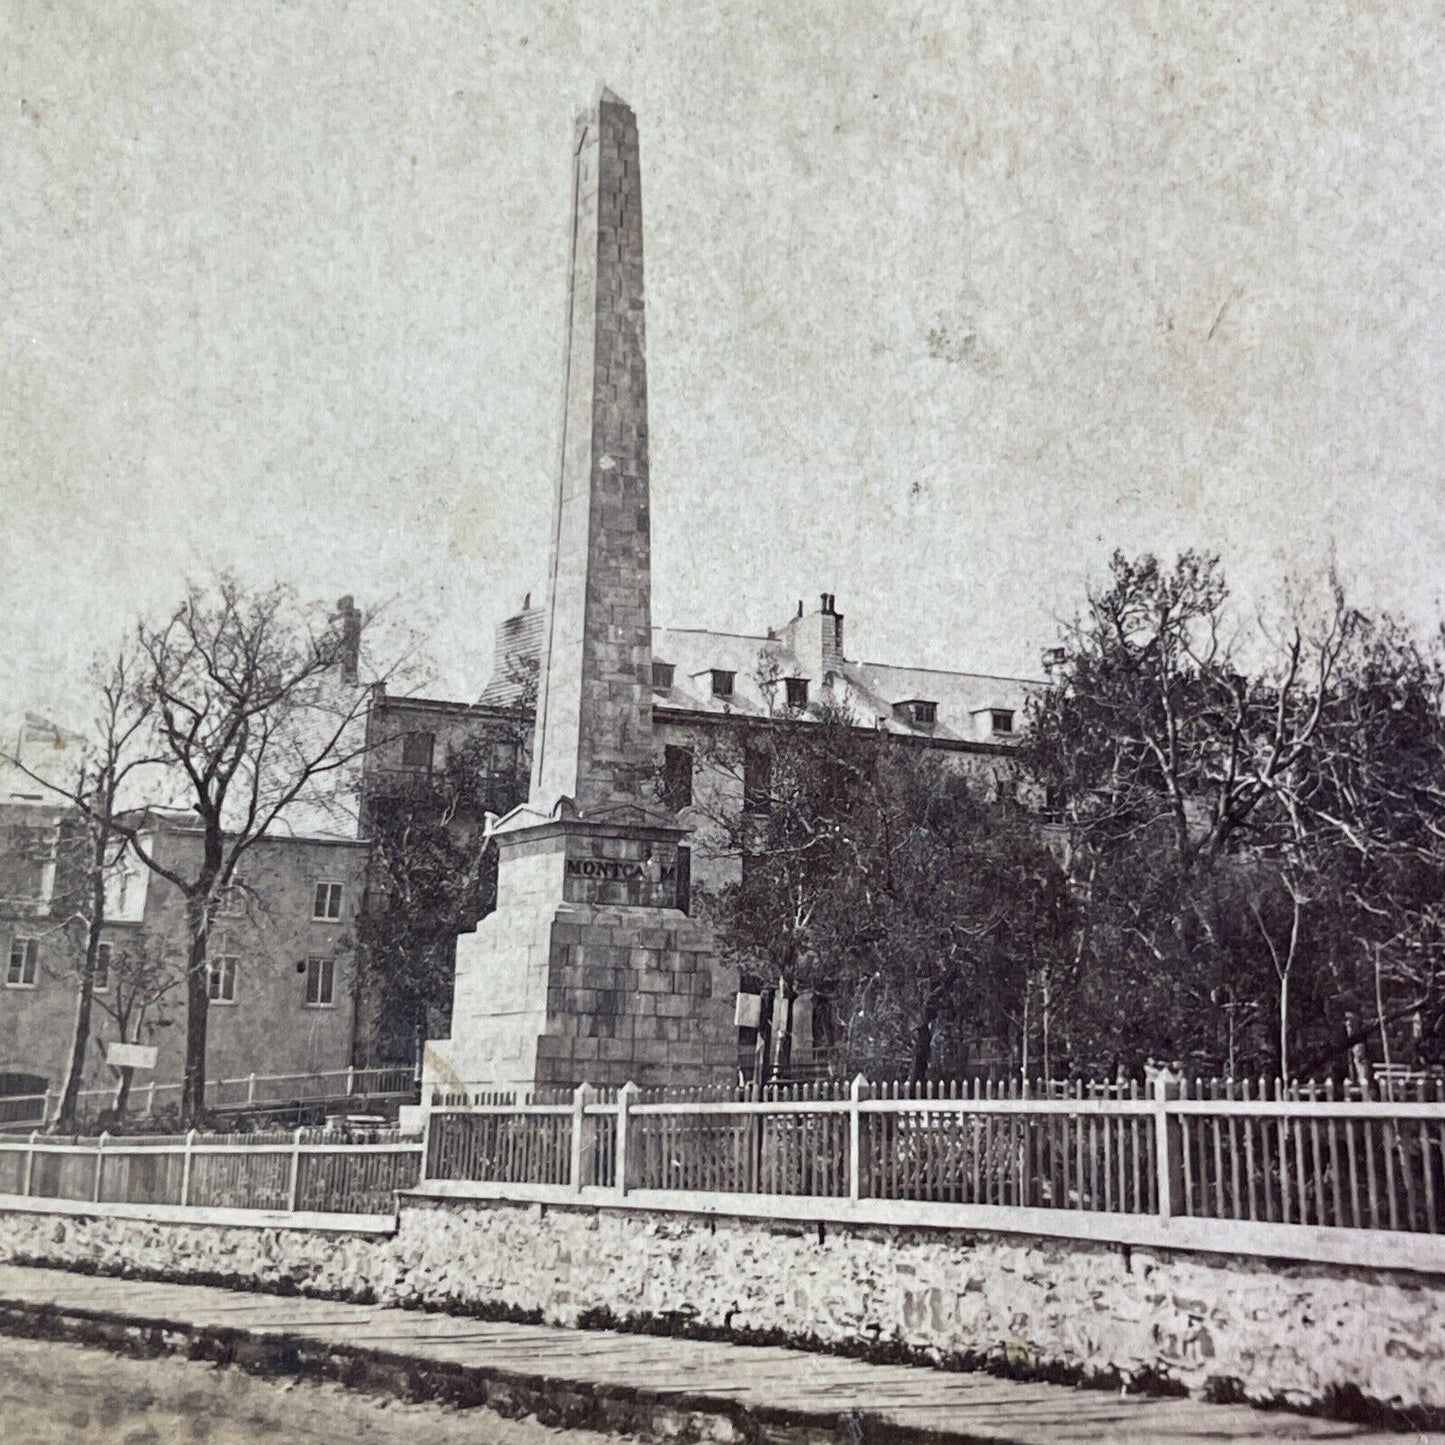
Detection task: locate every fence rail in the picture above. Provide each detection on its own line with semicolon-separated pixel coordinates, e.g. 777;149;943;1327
0;1127;422;1218
3;1074;1442;1262
421;1075;1445;1260
0;1065;419;1128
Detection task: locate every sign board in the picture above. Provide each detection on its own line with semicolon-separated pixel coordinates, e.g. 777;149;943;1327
106;1042;157;1071
563;836;680;909
734;992;763;1029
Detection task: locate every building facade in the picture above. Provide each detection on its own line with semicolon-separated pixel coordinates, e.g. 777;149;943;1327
0;796;368;1116
356;590;1042;1081
478;589;1039;893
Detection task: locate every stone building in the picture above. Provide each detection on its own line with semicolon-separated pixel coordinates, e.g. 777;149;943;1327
481;588;1038;886
354;587;1040;1081
0;792;368;1116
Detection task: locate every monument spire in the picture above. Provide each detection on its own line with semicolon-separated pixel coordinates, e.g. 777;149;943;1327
531;87;654;816
424;90;735;1096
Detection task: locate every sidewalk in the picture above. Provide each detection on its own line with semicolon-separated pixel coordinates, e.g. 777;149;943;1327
0;1263;1434;1445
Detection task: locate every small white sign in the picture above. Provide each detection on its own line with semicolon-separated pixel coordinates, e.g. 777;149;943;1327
106;1042;158;1071
734;992;763;1029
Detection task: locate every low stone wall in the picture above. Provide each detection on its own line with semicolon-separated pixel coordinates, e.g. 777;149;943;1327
0;1197;1440;1416
0;1209;390;1302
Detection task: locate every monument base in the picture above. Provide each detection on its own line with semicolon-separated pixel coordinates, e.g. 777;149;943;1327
424;818;739;1096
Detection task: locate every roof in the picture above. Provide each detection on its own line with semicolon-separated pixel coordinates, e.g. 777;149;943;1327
372;693;518;722
124;808;369;849
481;605;1044;746
844;663;1035;742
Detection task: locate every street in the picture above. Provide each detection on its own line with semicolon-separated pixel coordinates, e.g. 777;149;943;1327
0;1334;616;1445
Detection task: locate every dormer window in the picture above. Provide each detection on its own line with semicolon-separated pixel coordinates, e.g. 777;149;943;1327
652;661;675;691
710;669;735;699
971;706;1017;741
893;699;937;729
784;677;809;710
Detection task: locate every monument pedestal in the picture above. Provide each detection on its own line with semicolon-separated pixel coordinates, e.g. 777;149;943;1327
425;815;738;1094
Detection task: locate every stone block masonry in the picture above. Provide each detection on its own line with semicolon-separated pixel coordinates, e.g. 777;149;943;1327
0;1197;1440;1417
531;89;655;814
428;89;737;1092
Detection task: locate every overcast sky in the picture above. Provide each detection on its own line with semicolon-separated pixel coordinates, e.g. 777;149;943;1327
4;0;1443;722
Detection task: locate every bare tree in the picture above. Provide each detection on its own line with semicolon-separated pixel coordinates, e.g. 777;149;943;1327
125;579;391;1123
2;652;159;1130
49;651;159;1130
9;578;390;1126
1025;551;1445;1080
688;675;1068;1082
89;930;185;1122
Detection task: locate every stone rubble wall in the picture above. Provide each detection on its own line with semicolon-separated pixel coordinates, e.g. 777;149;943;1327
0;1197;1439;1413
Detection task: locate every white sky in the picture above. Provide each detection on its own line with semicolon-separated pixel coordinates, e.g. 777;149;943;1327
3;1;1443;722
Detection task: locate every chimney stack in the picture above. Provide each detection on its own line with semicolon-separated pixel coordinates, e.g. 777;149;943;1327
821;593;844;670
336;596;361;685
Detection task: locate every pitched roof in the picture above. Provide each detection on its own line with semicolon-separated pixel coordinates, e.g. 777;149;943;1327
484;606;1042;745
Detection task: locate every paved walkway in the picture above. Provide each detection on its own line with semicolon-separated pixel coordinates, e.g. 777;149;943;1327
0;1263;1434;1445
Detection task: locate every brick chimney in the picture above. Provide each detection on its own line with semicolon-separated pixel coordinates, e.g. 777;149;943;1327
336;596;361;685
821;593;845;672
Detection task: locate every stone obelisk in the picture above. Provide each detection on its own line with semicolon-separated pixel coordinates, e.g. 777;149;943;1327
530;85;657;820
424;89;736;1094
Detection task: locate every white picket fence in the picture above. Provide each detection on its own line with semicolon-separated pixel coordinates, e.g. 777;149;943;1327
1;1074;1441;1267
0;1065;419;1129
0;1127;422;1225
419;1075;1445;1271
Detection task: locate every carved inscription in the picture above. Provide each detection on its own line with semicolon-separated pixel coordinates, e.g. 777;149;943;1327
563;837;678;907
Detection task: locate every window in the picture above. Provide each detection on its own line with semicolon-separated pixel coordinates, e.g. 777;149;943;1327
214;876;244;918
6;938;38;988
784;677;809;710
401;730;435;770
313;881;344;921
894;699;937;728
674;844;691;915
488;739;518;776
93;943;111;992
0;827;54;902
651;661;675;691
207;955;238;1003
973;706;1017;741
710;669;735;699
304;956;335;1007
662;744;694;811
743;745;772;814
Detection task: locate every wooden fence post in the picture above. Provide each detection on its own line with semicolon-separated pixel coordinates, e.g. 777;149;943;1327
145;1081;156;1117
1154;1070;1176;1220
247;1073;256;1105
570;1082;595;1193
180;1129;195;1207
93;1132;108;1204
346;1066;356;1099
419;1106;433;1185
288;1127;304;1212
616;1081;638;1197
41;1089;53;1127
22;1130;37;1198
848;1074;866;1202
